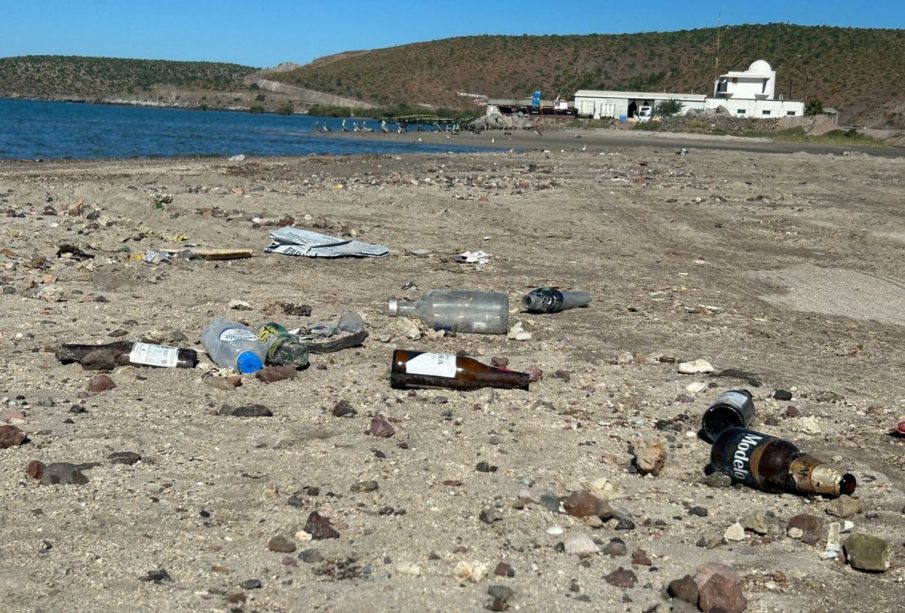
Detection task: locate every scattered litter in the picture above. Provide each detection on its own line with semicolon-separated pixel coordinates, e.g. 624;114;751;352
228;154;246;162
455;250;491;264
289;310;368;353
265;227;389;258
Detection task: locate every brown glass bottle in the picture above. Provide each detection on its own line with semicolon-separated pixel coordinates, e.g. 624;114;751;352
56;341;198;369
390;349;530;391
709;428;856;497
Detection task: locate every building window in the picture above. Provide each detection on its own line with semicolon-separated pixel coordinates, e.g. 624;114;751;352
736;109;746;115
786;111;796;116
762;110;771;115
732;77;738;84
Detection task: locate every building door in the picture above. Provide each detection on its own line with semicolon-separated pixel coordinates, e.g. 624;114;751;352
627;101;638;118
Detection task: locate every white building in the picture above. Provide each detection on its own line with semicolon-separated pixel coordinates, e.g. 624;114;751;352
574;90;706;120
573;59;804;120
705;60;804;118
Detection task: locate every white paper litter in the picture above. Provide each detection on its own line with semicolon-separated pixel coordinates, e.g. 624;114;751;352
455;250;491;264
265;227;389;258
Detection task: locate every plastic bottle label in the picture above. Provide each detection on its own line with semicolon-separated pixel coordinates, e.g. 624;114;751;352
405;352;457;378
129;342;178;368
219;328;257;343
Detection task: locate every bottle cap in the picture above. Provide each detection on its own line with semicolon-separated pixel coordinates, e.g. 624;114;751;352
387;299;399;316
236;351;263;374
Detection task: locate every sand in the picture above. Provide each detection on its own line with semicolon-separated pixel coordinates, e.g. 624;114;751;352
1;134;904;612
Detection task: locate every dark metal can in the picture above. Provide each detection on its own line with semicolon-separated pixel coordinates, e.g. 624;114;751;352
701;389;755;443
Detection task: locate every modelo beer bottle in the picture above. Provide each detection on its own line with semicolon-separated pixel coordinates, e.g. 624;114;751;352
390;349;530;391
709;428;856;497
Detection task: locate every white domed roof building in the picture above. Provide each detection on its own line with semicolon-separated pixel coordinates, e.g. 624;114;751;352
706;59;804;117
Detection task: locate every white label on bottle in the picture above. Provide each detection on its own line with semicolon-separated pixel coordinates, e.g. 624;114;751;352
129;342;179;368
405;352;457;378
219;328;257;342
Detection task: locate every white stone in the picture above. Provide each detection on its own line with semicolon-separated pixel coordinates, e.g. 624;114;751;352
723;522;746;541
564;533;600;555
396;562;422;577
546;526;564;536
685;381;708;393
453;561;488;582
678;359;714;374
787;527;804;539
507;321;532;341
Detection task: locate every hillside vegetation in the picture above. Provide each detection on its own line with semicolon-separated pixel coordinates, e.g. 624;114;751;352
274;24;905;128
2;25;905;127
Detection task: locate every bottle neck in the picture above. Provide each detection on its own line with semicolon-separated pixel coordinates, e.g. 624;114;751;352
394;301;417;316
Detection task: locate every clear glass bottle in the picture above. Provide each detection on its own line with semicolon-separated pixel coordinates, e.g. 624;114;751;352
255;322;309;368
390;349;530;391
709;427;856;497
201;318;266;374
521;288;592;313
387;290;508;334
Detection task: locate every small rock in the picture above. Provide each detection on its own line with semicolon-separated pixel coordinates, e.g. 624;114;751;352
396;562;421;577
351;480;379;493
225;592;246;604
844;533;892;572
741;511;769;535
546;526;564;536
88;374;116;393
268;535;297;553
490;356;509;369
602;538;627;556
703;472;732;488
787;514;826;546
524;364;543;382
203;375;242;391
688;506;709;517
784;405;800;418
228;299;253;310
723;522;745;541
454;560;488;583
367;414;396;438
668;575;699;605
139;569;173;584
677;359;714;374
479;507;503;524
603;567;637;588
698;573;747;613
25;460;44;480
631;438;666;476
562;491;612;519
685;381;708;393
108;451;141;465
40;462;89;485
0;424;27;448
564;533;600;556
827;495;863;519
773;389;793;401
79;349;119;370
299;549;323;563
631;549;652;565
614;516;636;531
304;511;339;540
2;408;27;424
255;365;298;383
507;321;532;341
476;461;498;473
486;585;514;611
332;400;357;417
494;562;515;577
219;403;273;417
239;579;262;590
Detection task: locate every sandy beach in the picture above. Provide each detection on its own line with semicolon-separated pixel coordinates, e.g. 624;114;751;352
1;134;904;612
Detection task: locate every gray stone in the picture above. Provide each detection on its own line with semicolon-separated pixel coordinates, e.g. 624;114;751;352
268;535;297;553
827;495;863;519
602;537;627;556
219;404;273;417
667;575;698;605
603;567;637;588
741;511;769;535
40;462;89;485
787;514;826;545
844;533;892;572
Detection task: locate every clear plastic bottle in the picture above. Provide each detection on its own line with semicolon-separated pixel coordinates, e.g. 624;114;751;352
254;322;310;368
387;290;508;334
521;288;592;313
201;318;266;374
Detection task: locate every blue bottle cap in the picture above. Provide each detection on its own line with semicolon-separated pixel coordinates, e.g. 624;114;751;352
236;351;263;374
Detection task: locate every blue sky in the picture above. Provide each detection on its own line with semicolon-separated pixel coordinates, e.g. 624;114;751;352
2;1;904;68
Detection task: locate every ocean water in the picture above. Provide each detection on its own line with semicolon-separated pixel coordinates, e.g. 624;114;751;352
0;98;480;160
